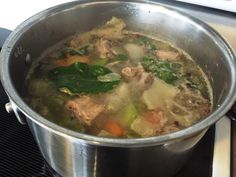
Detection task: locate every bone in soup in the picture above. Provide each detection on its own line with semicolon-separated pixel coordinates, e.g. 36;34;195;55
24;17;212;138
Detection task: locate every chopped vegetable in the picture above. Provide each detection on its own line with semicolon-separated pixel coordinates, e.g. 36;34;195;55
124;43;145;61
130;118;156;137
114;54;128;61
98;130;114;137
118;102;138;127
141;56;182;84
103;120;125;137
185;74;208;98
142;78;179;109
131;110;167;137
136;36;156;51
103;83;130;113
48;62;120;94
97;73;121;82
91;58;108;66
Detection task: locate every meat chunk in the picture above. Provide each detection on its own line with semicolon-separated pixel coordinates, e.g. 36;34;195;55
96;16;126;40
121;66;144;80
65;96;105;126
95;38;114;58
121;66;154;91
138;72;155;90
69;33;91;48
69;17;125;48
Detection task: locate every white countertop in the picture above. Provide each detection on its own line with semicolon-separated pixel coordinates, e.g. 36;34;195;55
177;0;236;13
0;0;73;30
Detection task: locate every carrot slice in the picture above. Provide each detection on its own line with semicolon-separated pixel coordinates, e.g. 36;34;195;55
103;120;125;137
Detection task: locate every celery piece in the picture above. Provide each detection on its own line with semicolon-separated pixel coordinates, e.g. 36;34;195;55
119;102;138;127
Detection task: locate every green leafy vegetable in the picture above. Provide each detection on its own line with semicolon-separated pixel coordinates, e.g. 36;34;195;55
185;74;208;98
141;56;182;84
114;54;128;61
148;44;156;51
137;36;156;51
91;58;109;66
48;62;120;94
97;73;121;82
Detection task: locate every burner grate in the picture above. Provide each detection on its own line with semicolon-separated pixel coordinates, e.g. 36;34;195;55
0;84;53;177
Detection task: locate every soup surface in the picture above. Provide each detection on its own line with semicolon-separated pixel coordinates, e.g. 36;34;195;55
24;17;212;138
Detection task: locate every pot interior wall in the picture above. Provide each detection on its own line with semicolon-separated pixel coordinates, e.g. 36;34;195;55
8;1;232;111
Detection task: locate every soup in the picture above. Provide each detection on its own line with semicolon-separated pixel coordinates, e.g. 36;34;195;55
24;17;212;138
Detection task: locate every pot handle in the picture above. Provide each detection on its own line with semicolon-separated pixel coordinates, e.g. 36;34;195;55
227;103;236;122
5;101;26;125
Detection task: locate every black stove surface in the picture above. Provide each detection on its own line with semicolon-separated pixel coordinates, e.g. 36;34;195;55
0;28;215;177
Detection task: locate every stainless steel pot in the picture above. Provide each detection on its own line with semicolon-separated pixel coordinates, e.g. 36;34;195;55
1;1;236;177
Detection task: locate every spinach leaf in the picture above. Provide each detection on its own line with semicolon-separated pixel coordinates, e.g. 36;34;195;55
48;62;120;94
114;54;128;61
141;56;181;84
97;73;121;82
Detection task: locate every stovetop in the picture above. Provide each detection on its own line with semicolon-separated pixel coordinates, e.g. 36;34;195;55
0;1;235;177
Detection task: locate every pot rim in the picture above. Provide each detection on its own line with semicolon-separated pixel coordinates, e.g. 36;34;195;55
1;0;236;147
